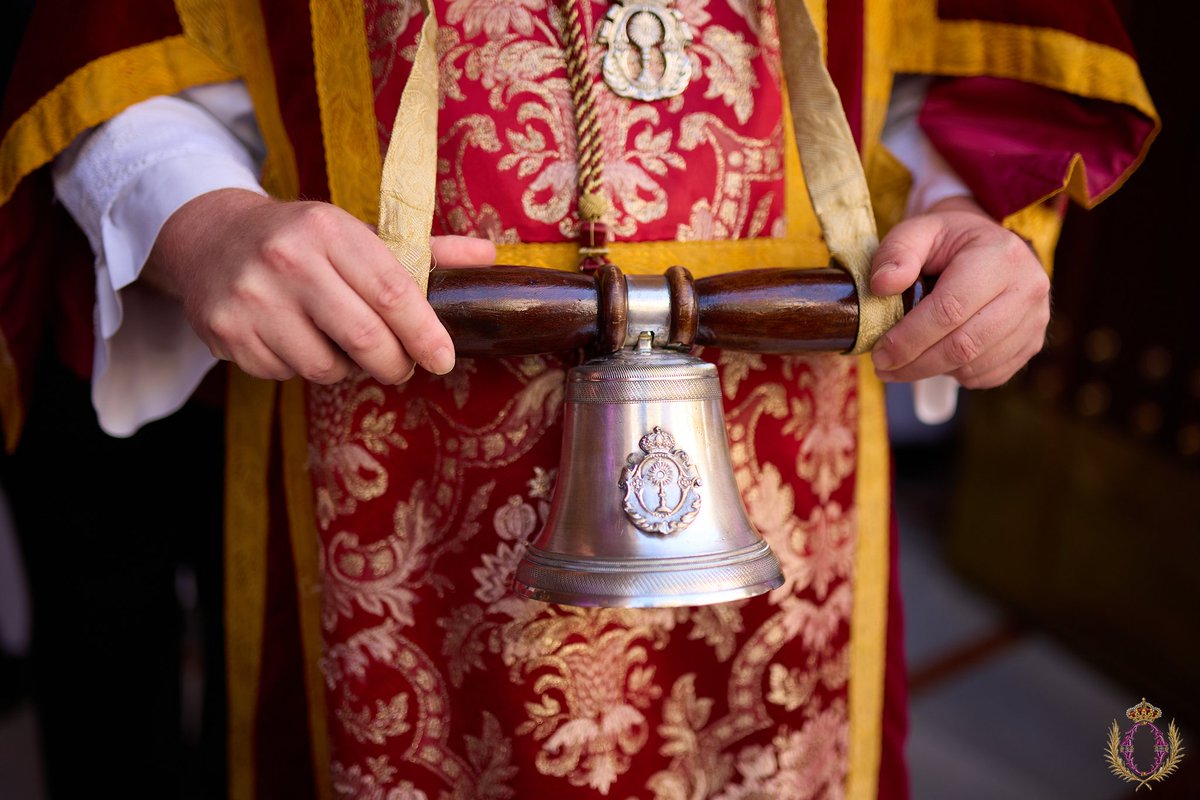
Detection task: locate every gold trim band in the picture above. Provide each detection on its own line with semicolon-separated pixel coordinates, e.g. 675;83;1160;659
0;35;233;205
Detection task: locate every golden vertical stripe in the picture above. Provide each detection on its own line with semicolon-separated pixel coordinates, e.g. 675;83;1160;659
377;8;439;294
174;0;239;74
223;368;278;800
0;36;233;205
775;0;900;354
221;0;299;198
861;0;893;163
280;379;333;800
216;3;304;798
846;357;890;800
310;0;383;222
805;0;827;48
0;330;21;453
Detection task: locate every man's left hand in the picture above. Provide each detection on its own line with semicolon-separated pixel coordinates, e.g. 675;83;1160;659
868;195;1051;388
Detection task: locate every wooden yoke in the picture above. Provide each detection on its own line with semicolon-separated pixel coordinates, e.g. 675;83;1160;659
428;265;928;357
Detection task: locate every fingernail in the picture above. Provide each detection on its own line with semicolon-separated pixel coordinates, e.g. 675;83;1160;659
875;261;899;276
873;350;893;371
429;346;455;375
395;366;416;385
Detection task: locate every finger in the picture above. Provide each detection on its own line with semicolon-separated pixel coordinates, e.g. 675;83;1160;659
953;346;1036;389
302;281;415;384
875;290;1023;382
431;235;496;268
261;318;358;385
950;317;1047;389
871;264;1007;373
227;333;297;382
325;224;456;376
870;215;941;296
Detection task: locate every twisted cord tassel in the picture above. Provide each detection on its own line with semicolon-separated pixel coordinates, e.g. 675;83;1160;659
556;0;612;268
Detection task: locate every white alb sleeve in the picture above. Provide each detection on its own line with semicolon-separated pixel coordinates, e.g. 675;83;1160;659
52;80;266;436
881;74;972;217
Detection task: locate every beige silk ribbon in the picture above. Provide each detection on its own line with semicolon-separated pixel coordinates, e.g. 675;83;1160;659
378;1;900;352
775;0;901;353
377;4;439;295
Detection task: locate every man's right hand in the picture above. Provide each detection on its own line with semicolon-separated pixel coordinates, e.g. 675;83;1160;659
145;189;496;385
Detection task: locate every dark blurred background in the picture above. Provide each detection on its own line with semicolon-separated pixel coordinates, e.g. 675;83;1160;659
1;1;1196;798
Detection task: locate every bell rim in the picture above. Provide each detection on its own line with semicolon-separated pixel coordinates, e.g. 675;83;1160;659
511;576;784;608
511;540;785;608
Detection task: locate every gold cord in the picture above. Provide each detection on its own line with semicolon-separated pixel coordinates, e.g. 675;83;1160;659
556;0;612;255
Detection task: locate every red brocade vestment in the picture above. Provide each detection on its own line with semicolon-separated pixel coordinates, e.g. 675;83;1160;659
0;1;1156;798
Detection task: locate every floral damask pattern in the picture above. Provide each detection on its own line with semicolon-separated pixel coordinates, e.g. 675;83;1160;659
305;3;866;797
366;0;786;244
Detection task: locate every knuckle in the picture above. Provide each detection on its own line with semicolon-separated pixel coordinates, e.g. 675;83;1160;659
374;271;417;313
248;361;294;382
403;326;445;364
298;202;343;237
299;354;346;384
204;308;243;349
375;360;413;386
1033;303;1052;330
1000;231;1031;261
929;291;968;329
876;330;903;362
945;327;982;366
1024;268;1051;302
257;233;301;274
343;319;388;354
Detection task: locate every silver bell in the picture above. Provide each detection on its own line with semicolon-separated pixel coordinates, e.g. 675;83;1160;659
513;333;784;607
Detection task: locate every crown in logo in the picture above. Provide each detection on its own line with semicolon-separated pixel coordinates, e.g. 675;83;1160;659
1126;698;1163;724
639;426;677;454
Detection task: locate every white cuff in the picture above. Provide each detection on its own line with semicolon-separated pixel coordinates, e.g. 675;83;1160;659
52;83;265;435
882;75;973;217
92;155;265;436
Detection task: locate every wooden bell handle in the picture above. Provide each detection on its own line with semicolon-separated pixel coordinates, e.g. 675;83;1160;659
428;265;929;356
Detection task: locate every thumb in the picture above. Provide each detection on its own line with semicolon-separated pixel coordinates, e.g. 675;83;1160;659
431;235;496;269
870;214;944;296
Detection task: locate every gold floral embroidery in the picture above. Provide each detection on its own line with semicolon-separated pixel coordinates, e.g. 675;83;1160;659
431;0;785;242
694;24;759;124
676;602;746;662
778;582;853;652
782;355;858;503
445;0;545;39
462;712;520;800
309;376;407;531
337;690;412;745
676;114;784;241
766;661;817;712
332;754;429;800
796;500;855;600
648;673;728;800
311;1;872;794
513;608;669;794
712;701;849;800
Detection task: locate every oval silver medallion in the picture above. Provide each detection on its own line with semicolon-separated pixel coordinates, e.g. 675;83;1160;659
598;1;693;102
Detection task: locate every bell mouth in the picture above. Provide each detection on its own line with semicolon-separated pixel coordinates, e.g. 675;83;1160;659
512;539;784;608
